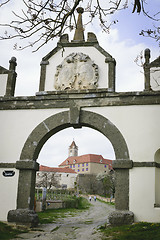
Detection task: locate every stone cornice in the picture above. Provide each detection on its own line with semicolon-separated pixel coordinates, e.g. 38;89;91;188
0;90;160;110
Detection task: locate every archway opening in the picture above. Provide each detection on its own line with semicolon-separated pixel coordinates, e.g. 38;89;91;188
35;126;116;211
37;126;115;167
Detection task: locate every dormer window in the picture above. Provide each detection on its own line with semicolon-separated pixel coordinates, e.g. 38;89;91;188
66;160;69;164
100;159;102;163
73;159;76;164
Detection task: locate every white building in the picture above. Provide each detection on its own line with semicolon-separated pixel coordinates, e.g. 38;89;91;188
36;165;77;189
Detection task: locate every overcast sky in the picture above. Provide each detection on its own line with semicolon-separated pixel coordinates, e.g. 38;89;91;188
0;1;159;167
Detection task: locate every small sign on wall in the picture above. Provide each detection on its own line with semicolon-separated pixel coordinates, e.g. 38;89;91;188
3;170;15;177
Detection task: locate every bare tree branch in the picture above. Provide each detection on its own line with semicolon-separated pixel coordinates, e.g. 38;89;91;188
0;0;10;7
0;0;159;52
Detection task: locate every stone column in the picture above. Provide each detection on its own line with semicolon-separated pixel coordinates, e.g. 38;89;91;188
105;57;116;92
39;60;49;92
108;160;134;226
7;160;39;227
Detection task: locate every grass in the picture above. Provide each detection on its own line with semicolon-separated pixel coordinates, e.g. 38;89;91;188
97;197;115;206
0;221;28;240
38;196;91;224
100;222;160;240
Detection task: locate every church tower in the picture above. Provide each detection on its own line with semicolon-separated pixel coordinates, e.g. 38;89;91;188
68;140;78;157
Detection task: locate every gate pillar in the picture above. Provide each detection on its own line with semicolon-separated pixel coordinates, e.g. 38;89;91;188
108;160;134;225
7;160;39;227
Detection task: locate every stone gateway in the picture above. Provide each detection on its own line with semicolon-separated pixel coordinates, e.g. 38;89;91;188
0;9;160;226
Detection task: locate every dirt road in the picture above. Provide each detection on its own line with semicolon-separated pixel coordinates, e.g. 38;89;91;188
13;199;114;240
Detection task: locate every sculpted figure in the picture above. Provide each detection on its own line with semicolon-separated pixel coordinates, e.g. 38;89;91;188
54;52;99;90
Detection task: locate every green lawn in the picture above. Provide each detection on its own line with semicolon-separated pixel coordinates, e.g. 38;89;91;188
0;221;28;240
38;196;91;224
100;222;160;240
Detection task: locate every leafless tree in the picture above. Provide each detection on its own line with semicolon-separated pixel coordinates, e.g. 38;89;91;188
96;171;115;197
0;0;159;51
36;171;61;189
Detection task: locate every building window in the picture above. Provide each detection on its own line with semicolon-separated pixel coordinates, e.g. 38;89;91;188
104;165;106;168
78;164;80;167
82;168;84;171
82;163;84;167
73;164;75;168
86;163;88;166
70;165;72;168
78;169;80;172
86;168;88;171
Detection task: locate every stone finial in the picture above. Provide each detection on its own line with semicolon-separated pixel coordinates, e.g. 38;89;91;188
59;34;69;43
144;49;151;91
5;57;17;96
73;7;85;42
87;32;98;43
144;48;151;64
9;57;17;71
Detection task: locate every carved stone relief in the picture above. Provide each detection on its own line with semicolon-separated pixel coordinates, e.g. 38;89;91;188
54;52;99;90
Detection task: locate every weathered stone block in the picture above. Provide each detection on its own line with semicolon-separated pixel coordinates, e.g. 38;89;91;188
7;209;39;227
113;160;133;169
108;210;134;226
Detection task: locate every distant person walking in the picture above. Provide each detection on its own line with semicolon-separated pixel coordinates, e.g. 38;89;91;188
89;196;92;201
94;196;96;202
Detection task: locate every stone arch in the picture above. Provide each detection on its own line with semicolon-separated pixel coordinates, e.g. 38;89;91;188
13;110;130;225
154;148;160;163
20;110;129;162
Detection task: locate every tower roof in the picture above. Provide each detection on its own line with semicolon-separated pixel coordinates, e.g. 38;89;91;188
69;140;78;149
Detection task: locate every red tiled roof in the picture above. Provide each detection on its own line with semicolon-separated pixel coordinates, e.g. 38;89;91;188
59;154;113;169
39;165;77;173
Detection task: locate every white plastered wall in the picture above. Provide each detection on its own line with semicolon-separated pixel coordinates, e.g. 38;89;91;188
0;108;68;163
83;105;160;222
45;46;108;91
0;74;7;96
0;108;68;221
130;167;160;222
0;169;19;221
83;105;160;162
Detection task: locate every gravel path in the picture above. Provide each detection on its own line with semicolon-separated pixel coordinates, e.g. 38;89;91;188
13;199;114;240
